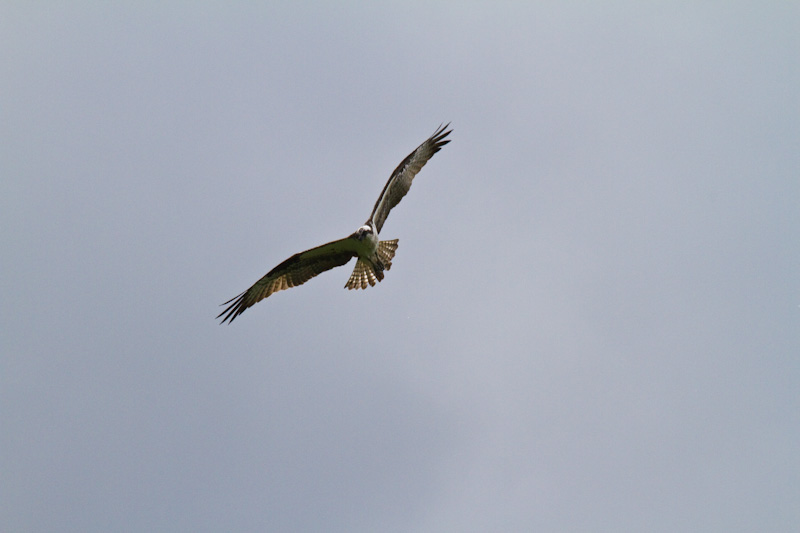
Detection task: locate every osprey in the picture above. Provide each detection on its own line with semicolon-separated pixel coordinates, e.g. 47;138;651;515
217;124;452;324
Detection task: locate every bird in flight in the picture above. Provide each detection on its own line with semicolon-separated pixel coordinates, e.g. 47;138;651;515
217;124;452;323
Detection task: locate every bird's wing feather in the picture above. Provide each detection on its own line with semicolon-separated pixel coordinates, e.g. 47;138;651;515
218;237;358;323
369;124;451;233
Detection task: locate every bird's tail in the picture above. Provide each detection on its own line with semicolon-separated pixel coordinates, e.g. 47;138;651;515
344;239;399;290
377;239;399;270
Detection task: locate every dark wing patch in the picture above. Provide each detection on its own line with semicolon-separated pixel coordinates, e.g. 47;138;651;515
218;238;357;324
369;124;452;233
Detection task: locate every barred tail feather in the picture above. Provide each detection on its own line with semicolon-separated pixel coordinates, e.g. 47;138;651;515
377;239;399;270
344;240;399;290
345;259;380;289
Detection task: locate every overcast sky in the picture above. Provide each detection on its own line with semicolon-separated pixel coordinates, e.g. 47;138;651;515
2;3;799;531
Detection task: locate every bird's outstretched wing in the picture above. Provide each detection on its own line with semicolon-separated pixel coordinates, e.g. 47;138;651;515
369;124;452;233
218;238;358;323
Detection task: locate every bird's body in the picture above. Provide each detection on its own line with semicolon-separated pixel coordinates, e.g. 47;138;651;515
218;124;451;323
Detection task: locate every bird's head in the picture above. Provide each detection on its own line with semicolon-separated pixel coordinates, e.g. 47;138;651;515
353;225;373;241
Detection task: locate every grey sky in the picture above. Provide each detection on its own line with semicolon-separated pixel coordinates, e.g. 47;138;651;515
2;3;799;531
